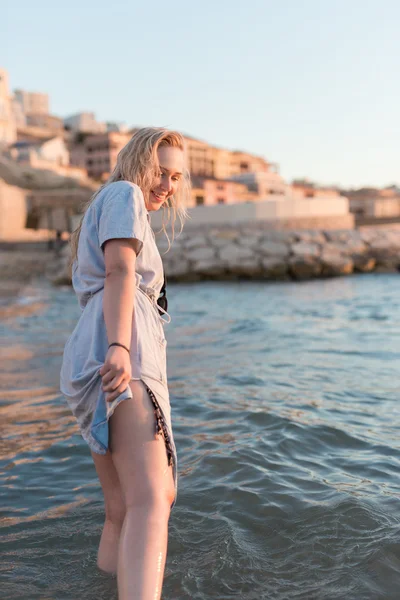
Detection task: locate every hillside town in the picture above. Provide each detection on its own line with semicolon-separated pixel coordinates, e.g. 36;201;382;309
1;66;399;227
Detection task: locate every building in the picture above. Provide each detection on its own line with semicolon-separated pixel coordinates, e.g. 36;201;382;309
105;121;128;133
9;135;69;168
190;175;254;207
184;136;215;177
230;169;288;198
68;127;277;184
14;89;49;115
84;131;131;179
290;179;341;200
16;124;58;144
183;134;272;179
346;187;400;219
69;140;88;170
12;87;66;140
211;147;232;179
11;96;26;127
69;129;136;177
0;68;17;146
229;150;271;175
64;112;106;134
26;113;64;132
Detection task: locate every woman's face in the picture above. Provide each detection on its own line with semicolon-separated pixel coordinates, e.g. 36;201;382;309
148;146;184;211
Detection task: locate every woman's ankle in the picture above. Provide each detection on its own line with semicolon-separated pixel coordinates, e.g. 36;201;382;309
97;518;123;574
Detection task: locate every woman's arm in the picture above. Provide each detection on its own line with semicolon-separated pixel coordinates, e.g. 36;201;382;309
100;238;141;402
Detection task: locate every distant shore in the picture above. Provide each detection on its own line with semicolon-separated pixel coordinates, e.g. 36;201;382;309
0;226;399;310
42;225;400;285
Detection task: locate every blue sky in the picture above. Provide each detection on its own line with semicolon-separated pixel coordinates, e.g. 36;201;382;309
2;0;399;188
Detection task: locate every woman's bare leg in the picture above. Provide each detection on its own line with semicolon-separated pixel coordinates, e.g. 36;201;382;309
91;450;125;574
110;380;175;600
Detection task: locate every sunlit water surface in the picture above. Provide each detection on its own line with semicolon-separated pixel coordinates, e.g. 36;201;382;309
1;274;399;599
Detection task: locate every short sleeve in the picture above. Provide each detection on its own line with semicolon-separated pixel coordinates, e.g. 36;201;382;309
98;184;145;255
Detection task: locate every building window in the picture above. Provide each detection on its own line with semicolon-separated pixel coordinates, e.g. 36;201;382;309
217;198;225;204
196;195;205;205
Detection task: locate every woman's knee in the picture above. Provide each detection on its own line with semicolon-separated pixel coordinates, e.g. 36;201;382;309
123;468;174;511
104;494;125;527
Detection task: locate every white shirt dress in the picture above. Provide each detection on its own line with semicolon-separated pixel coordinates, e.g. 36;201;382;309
60;181;178;510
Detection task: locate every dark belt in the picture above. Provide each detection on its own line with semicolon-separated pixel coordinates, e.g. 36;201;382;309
157;274;168;315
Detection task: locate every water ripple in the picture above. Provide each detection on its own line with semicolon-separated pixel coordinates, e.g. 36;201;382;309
1;275;400;598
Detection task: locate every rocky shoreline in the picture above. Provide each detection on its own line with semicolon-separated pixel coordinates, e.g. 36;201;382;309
46;225;400;285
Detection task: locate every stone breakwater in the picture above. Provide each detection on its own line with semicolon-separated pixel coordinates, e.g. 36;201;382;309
52;226;400;285
155;226;400;282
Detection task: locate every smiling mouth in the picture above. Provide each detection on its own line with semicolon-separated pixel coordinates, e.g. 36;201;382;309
151;191;166;201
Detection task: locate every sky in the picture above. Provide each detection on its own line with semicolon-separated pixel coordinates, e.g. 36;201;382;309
2;0;399;188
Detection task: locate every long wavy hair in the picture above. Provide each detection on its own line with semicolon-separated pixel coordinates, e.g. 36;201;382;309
70;127;191;261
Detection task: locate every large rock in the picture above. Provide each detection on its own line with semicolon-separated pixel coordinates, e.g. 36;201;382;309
155;235;175;253
353;255;376;272
289;256;322;280
209;229;239;246
260;257;289;279
239;227;264;239
184;234;209;250
323;241;367;256
359;228;381;244
164;258;191;279
228;258;264;277
343;241;368;255
237;233;263;248
368;236;400;257
191;257;224;277
320;252;353;277
374;257;400;272
258;240;290;257
185;246;216;261
292;230;326;244
291;242;321;258
219;243;254;263
325;229;362;243
259;230;296;244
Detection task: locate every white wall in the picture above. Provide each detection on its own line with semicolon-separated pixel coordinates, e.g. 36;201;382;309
39;138;69;166
0;180;27;237
150;196;351;229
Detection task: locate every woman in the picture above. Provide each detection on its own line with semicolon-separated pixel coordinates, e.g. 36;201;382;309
60;127;190;599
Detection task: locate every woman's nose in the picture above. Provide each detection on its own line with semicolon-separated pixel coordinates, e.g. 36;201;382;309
160;177;172;192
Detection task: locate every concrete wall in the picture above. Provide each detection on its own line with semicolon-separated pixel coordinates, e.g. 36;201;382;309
151;195;354;231
0;180;27;237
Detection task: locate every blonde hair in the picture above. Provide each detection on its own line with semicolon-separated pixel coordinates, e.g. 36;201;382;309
70;127;191;261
